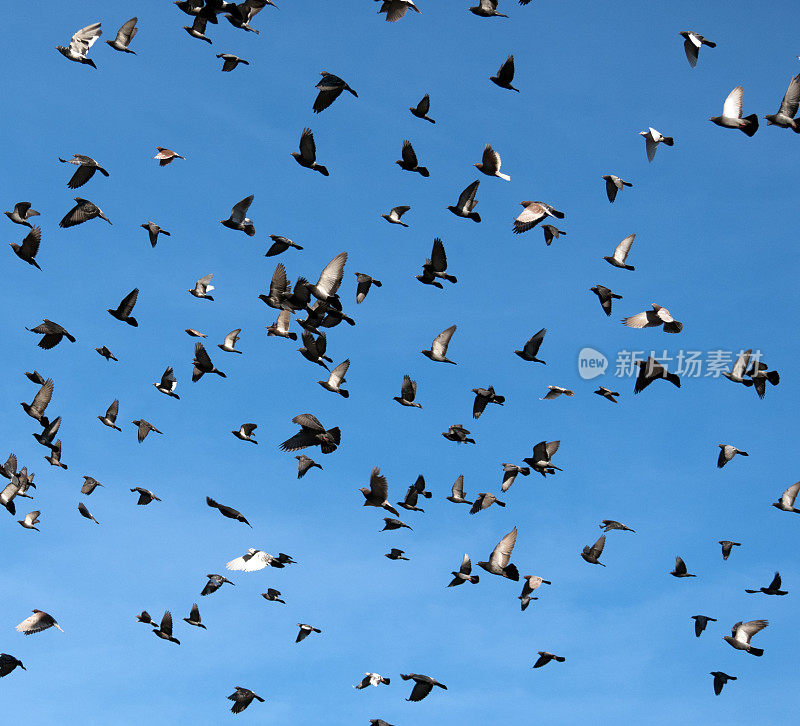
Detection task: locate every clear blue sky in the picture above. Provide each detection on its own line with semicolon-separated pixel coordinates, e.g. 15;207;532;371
3;1;799;723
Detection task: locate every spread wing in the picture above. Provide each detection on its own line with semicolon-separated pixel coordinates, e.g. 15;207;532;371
400;375;416;400
430;238;447;272
299;128;317;163
497;55;515;83
223;329;241;348
292;413;324;431
780;74;800;117
459;553;472;575
20;226;42;257
731;349;752;378
431;325;456;357
117;288;139;317
270;263;289;296
590;535;606;558
115;17;138;45
370;467;389;500
315;252;348;296
105;399;119;420
683;37;699;68
328;359;350;387
194;342;213;368
30;379;54;415
456;180;479;211
415;94;430;114
513;203;546;233
613;234;635;263
722;86;744;119
401;140;419;166
481;144;501;174
451;475;465;498
230;195;253;223
490;527;517;569
781;481;800;507
70;23;102;57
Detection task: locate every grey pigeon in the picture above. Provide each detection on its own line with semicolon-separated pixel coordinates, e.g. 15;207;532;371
711;672;736;696
422;324;457;363
5;202;39;227
232;423;257;443
602;174;632;203
723;619;768;656
378;0;420;22
639;127;674;162
58;154;109;189
313;72;357;113
772;481;800;513
634;357;680;394
228;687;264;713
519;575;551;611
98;398;123;430
710;87;758;136
470;492;505;514
446;475;471;505
382;205;411;226
217;53;249;71
490;55;518;91
765;74;800;131
20;378;53;425
515;328;546;363
512;201;564;234
280;413;340;454
600;520;635;533
152;611;180;645
394;375;421;408
225;0;277;33
266;310;297;340
296;455;322;478
296;623;321;643
745;572;788;596
692;615;717;637
26;320;75;349
132;419;163;443
291;128;329;176
717;444;747;468
397;475;431;512
381;517;412;531
45;443;67;473
81;476;103;495
106;17;138;53
469;0;508;18
59;197;111;228
107;288;139;326
679;31;716;67
670;556;696;578
447;180;481;222
501;463;530;492
447;554;479;586
385;548;409;561
15;610;64;635
622;304;682;333
719;540;741;560
18;510;40;531
318;359;350;397
299;330;332;369
266;235;303;257
396;140;429;176
34;417;61;449
472;387;505;418
192;342;226;381
603;234;636;270
206;497;250;526
221;195;255;235
442;424;474;444
477;527;519;580
185;329;207;337
400;673;447;702
747;361;780;400
184;15;212;42
581;535;606;566
78;502;99;524
410;94;434;123
218;329;242;353
524;440;561;477
355;273;381;304
201;574;235;596
56;23;102;68
141;222;170;247
308;251;348;303
130;487;160;505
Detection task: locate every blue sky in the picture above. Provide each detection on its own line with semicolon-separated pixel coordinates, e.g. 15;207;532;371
3;1;800;723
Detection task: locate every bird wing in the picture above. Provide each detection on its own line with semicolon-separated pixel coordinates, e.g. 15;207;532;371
408;680;433;702
115;17;138;44
514;203;545;233
194;342;213;368
224;329;241;348
736;619;768;642
70;23;102;57
16;612;53;634
459;553;472;575
196;273;214;293
401;140;419;167
230;195;253;223
674;556;687;574
416;94;430;114
473;393;489;418
622;310;654;329
490;526;517;569
313;85;343;113
391;205;410;218
328;359;350;387
370;467;389;500
644;134;657;162
299;128;317;163
683;38;699;68
481;144;501;173
782;481;800;507
314;252;348;297
269;263;289;297
19;226;42;258
769;572;782;589
591;535;606;557
722;86;744;119
780;73;800;117
451;474;465;498
456;180;479;211
160;610;173;636
613;234;635;263
292;413;324;431
160;367;177;390
498;55;515;83
731;349;752;379
431;325;456;357
400;375;416;401
117;288;139;317
430;238;447;272
105;399;119;420
523;328;545;356
30;379;54;415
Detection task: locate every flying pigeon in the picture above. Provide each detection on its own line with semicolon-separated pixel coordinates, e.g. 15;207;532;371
691;615;717;637
490;55;518;91
723;619;768;656
400;673;447;701
764;73;800;131
206;497;251;526
446;180;481;222
313;72;357;113
603;234;636;270
228;687;265;714
106;17;138;53
410;94;434;122
59;198;112;228
56;23;102;68
512;201;564;234
291;128;329;176
601;175;632;203
622;304;682;333
710;87;758;136
679;31;716;67
477;527;519;580
639;127;674;162
152;611;180;645
515;328;546;363
58;154;109;189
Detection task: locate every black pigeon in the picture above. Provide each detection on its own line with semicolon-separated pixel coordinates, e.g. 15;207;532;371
107;288;139;326
313;72;357;113
206;496;251;526
633;358;680;394
590;285;622;316
59;198;111;228
291;128;329;176
280;414;340;454
10;226;42;270
58;154;109;189
410;93;435;123
691;615;717;638
26;320;76;349
192;342;226;381
400;673;447;702
228;687;265;714
515;328;546;363
396;140;429;176
490;55;518;91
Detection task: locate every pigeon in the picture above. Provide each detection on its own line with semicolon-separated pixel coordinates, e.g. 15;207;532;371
474;143;510;180
355;273;381;304
394;375;421;408
136;611;156;626
477;527;519;580
722;349;753;386
58;154;109;189
622;304;682;333
748;361;780;399
472;387;507;420
396;140;429;176
470;492;505;514
532;652;565;669
318;359;350;397
228;687;264;714
524;440;561;477
107;288;139;326
313;72;358;113
446;475;472;505
95;346;118;362
400;673;447;702
232;423;258;443
132;419;163;443
185;329;207;338
183;604;206;629
78;502;99;524
382;206;411;226
591;286;623;318
447;180;481;222
141;222;170;247
639;127;674;162
0;654;25;677
184;14;212;42
710;87;758;136
154;367;180;399
600;520;635;533
719;540;741;560
594;387;620;403
670;556;696;578
152;611;180;645
515;328;546;363
361;467;400;516
765;74;800;131
543;225;566;246
385;548;409;561
490;55;518;91
5;202;40;227
634;357;680;394
219;196;256;236
81;476;103;495
1;478;20;515
381;517;412;531
469;0;508;18
225;0;277;33
226;549;287;572
206;497;250;526
512;201;564;234
26;320;76;349
266;235;303;257
442;424;475;444
500;464;530;492
602;175;632;203
446;553;479;587
34;417;61;449
717;445;748;468
691;615;717;637
308;251;348;303
292;128;329;176
18;511;40;532
154;147;185;166
218;329;242;354
261;589;285;604
745;572;788;596
417;237;457;288
679;31;716;67
299;330;332;369
1;454;17;479
59;197;112;227
201;574;236;596
56;23;102;68
710;672;736;696
603;234;636;270
410;94;434;122
130;487;160;505
772;481;800;513
25;371;45;385
280;414;340;454
422;324;457;363
15;610;64;635
217;53;249;71
723;620;768;656
296;455;322;478
519;576;551;611
581;535;606;566
20;378;53;425
106;17;138;53
267;310;297;340
354;673;391;690
542;386;574;400
396;475;431;513
192;342;226;381
296;624;321;643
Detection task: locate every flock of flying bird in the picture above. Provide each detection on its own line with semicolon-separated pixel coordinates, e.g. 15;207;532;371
2;1;798;721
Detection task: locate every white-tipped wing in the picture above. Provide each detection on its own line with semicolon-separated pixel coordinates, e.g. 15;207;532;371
70;23;102;57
